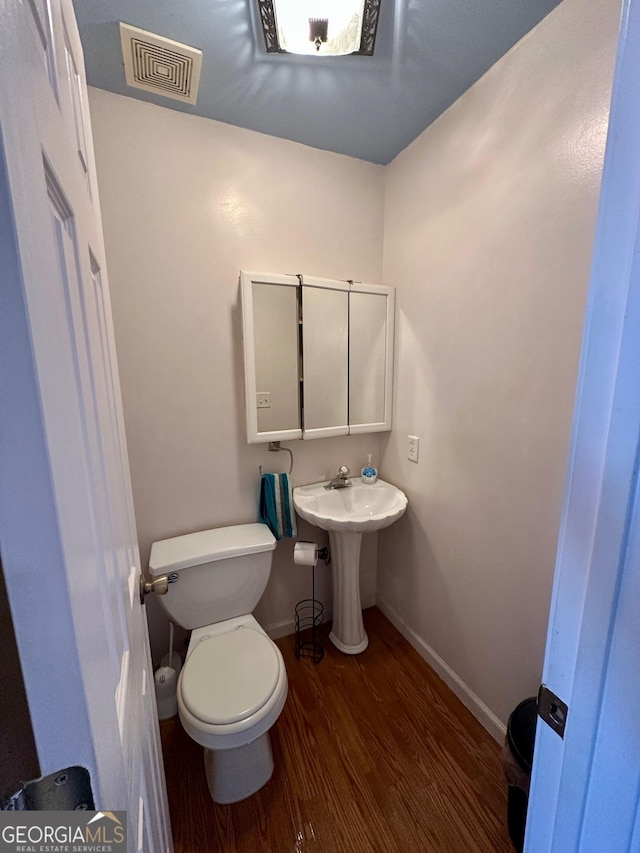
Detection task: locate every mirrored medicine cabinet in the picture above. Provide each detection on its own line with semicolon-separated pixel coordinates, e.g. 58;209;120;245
240;270;395;444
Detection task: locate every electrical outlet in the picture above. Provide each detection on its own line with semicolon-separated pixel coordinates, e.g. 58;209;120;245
408;435;420;463
257;392;271;409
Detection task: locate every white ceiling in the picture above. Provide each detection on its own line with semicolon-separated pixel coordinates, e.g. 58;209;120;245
73;0;563;165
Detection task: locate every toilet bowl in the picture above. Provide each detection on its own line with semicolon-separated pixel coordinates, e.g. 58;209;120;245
149;523;288;803
177;615;288;803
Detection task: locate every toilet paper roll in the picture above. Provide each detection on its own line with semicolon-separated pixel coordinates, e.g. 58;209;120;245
294;541;318;567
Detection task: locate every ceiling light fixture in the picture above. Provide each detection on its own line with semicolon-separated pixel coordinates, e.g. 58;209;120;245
258;0;381;57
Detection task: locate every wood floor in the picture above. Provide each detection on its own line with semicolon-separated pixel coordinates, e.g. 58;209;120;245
160;607;513;853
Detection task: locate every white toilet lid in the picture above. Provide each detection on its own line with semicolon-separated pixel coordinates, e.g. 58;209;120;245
181;629;280;725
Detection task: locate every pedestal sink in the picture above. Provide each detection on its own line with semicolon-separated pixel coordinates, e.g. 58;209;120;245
292;479;408;654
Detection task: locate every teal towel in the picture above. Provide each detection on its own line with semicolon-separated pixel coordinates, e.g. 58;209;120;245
259;473;297;540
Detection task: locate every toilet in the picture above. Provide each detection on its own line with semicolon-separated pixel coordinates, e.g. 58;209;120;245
148;522;287;804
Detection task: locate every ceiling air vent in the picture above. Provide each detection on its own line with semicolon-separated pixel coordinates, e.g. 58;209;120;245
119;23;202;105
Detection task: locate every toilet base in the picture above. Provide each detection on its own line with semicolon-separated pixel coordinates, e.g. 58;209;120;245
203;732;274;804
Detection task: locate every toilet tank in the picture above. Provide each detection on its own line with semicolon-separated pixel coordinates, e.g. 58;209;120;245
148;523;277;630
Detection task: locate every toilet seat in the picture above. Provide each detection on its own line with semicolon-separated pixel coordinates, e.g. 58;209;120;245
177;618;288;752
180;628;280;725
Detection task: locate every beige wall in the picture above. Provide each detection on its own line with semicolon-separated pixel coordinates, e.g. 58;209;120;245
379;0;620;731
89;89;384;661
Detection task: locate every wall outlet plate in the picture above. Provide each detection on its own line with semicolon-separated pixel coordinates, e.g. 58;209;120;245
257;392;271;408
408;435;419;462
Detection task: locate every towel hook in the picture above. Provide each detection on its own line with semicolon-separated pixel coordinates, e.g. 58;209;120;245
259;441;294;477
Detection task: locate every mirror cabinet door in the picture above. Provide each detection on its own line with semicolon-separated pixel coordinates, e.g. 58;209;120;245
241;272;394;444
301;277;349;438
241;271;302;443
349;283;395;433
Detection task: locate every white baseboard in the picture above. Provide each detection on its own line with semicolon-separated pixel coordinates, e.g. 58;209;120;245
266;618;296;640
376;598;506;743
265;591;377;642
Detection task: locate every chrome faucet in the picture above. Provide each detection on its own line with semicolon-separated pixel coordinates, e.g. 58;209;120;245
326;465;352;490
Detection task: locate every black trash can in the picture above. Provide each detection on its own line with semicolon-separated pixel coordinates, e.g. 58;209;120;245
502;697;538;852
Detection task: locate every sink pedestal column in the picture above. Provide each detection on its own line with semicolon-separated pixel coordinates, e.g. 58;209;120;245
328;530;368;654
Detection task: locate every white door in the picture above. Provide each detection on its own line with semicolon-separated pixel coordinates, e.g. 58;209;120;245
525;0;640;849
0;1;172;850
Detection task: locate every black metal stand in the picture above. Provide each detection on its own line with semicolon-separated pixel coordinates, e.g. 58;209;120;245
294;547;328;664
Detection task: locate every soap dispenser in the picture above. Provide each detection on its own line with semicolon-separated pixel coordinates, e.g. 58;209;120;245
361;454;378;485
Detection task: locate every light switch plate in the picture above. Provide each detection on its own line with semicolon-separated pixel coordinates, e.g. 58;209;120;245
257;392;271;408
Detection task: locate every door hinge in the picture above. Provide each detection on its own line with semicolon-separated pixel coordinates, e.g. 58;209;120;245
537;684;569;739
2;766;94;811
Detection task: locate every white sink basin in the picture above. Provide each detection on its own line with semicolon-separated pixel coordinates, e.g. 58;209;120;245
292;478;407;534
293;477;408;655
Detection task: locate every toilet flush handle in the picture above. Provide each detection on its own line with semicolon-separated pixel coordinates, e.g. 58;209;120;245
139;572;178;605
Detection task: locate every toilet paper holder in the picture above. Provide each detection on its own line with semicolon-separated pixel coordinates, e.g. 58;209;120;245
294;545;329;664
316;546;329;564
